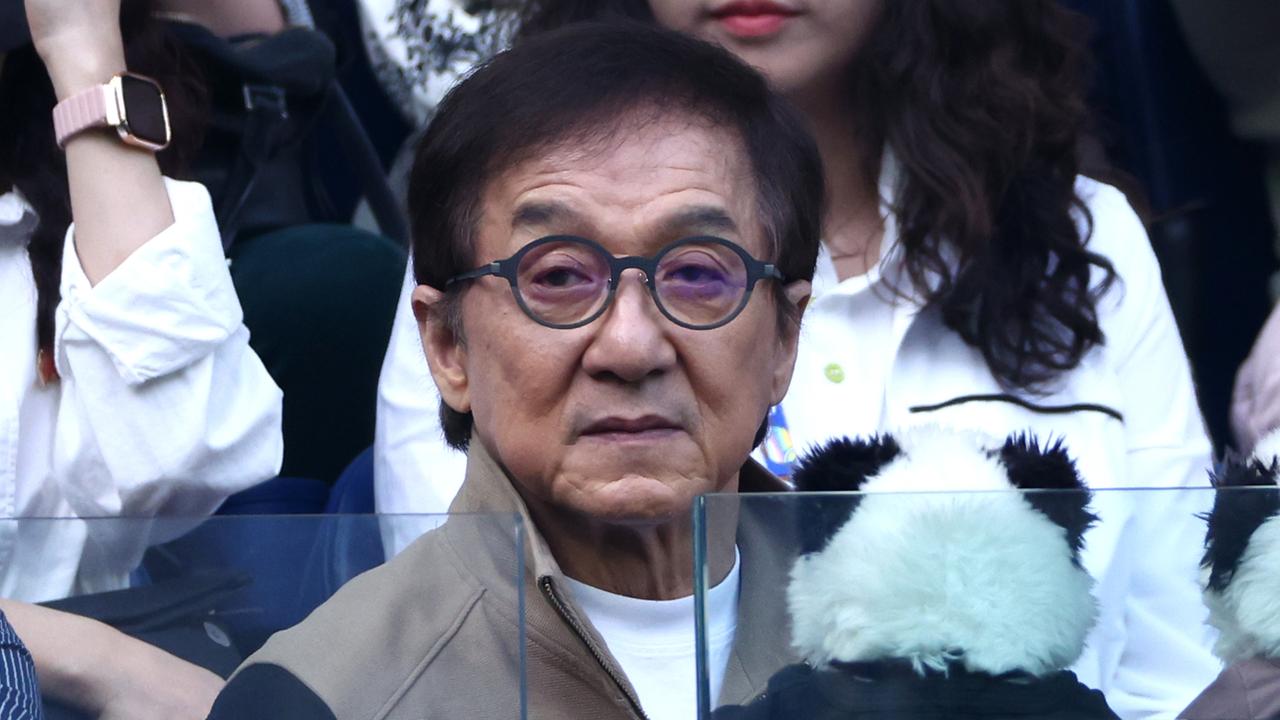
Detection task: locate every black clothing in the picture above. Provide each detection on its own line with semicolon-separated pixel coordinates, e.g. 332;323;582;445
713;662;1119;720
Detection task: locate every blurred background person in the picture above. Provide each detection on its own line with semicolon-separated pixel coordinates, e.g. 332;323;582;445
1232;308;1280;455
143;0;409;488
1164;0;1280;455
1171;0;1280;303
0;0;281;601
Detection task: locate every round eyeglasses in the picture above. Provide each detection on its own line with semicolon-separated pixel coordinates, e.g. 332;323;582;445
446;235;785;330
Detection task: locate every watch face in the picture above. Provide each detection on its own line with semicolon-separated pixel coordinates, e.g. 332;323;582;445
119;74;170;148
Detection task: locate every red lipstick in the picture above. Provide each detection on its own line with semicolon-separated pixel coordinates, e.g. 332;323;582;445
710;1;800;39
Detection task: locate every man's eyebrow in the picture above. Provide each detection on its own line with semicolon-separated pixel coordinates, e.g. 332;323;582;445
659;205;739;237
511;200;583;230
512;201;739;237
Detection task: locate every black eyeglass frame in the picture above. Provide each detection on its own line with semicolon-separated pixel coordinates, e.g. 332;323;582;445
445;235;785;330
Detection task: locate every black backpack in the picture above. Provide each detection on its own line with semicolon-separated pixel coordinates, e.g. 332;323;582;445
169;21;407;252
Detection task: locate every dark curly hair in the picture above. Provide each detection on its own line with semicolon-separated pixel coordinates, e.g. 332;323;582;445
0;1;206;360
521;0;1117;392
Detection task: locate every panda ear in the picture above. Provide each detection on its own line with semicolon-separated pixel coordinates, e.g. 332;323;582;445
793;435;902;493
792;435;901;555
996;434;1096;561
1203;457;1280;592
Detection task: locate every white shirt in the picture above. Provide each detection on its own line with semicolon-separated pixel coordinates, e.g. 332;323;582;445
775;174;1221;718
0;179;283;602
563;549;740;720
758;215;902;473
373;172;1218;718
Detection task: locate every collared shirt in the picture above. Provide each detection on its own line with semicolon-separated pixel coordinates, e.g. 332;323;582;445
0;610;40;720
0;180;282;602
775;174;1221;717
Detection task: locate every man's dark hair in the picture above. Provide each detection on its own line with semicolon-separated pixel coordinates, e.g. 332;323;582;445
408;21;824;450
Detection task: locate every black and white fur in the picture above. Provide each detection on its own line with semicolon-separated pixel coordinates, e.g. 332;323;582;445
787;427;1099;678
1202;429;1280;663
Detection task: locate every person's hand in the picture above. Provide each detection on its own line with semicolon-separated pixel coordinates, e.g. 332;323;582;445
1;600;222;720
90;631;224;720
23;0;126;99
1232;304;1280;454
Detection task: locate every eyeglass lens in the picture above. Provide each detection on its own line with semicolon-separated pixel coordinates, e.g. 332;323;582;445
515;239;750;327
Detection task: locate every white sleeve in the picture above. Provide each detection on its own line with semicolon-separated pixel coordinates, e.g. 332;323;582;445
374;261;468;554
50;178;283;520
1085;182;1222;718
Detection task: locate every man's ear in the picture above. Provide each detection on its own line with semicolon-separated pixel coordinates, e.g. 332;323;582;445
771;280;812;404
412;284;471;414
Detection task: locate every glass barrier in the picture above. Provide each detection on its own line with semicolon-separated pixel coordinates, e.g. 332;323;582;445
1;512;525;719
693;486;1278;720
6;484;1277;719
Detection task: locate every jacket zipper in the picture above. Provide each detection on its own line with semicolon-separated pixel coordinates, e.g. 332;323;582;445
539;576;651;720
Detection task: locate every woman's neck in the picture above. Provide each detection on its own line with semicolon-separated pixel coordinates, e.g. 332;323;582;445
795;87;885;279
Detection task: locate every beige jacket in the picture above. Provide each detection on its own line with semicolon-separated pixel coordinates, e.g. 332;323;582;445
224;440;794;719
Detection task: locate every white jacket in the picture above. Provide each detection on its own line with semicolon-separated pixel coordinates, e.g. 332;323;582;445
0;179;283;602
373;174;1219;718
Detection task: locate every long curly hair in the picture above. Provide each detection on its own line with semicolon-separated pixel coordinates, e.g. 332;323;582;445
0;1;206;358
521;0;1116;392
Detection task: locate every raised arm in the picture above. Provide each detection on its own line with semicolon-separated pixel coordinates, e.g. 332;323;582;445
20;0;281;559
26;0;172;284
1232;305;1280;454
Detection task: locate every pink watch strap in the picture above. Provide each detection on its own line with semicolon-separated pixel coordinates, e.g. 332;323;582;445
52;85;110;148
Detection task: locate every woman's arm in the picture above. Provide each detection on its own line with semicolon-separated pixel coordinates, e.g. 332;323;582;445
25;0;282;531
26;0;172;285
0;599;220;720
1232;305;1280;454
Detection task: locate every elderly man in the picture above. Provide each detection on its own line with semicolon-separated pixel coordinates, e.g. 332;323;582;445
211;21;822;720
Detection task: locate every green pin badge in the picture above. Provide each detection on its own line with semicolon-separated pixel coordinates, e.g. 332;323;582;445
824;363;845;383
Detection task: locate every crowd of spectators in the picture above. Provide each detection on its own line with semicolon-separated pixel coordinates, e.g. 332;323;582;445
1;0;1279;718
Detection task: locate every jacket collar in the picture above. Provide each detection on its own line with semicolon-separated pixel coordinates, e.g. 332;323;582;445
447;436;564;581
448;436;789;581
447;436;796;710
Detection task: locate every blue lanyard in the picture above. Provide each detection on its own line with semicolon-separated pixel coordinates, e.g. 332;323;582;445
761;405;796;478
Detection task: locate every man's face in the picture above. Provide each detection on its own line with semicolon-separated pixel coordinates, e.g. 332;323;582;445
419;114;807;527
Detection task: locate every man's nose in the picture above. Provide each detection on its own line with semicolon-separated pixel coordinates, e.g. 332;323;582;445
581;270;677;383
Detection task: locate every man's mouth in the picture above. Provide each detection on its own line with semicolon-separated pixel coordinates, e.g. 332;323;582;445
580;415;684;441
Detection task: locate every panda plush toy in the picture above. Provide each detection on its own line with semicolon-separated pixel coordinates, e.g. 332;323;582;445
1181;429;1280;720
714;428;1118;720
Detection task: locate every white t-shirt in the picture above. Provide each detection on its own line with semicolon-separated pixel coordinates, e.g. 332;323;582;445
562;549;741;720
